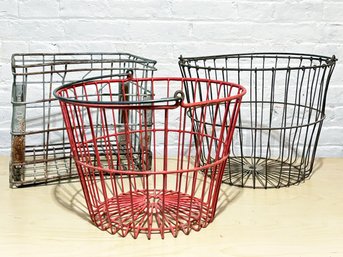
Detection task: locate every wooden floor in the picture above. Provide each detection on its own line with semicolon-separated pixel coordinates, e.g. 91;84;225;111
1;156;342;257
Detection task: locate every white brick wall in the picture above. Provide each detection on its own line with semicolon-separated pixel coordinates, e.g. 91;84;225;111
0;0;342;156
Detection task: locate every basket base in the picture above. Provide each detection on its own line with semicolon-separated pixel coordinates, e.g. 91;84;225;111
224;157;311;188
91;189;214;239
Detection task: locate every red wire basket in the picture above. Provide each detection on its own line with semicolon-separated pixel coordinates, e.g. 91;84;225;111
54;77;245;239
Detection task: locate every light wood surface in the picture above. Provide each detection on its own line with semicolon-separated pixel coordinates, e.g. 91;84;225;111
0;156;342;257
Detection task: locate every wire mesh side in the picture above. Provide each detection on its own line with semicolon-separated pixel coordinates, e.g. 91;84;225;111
179;53;337;188
10;53;157;188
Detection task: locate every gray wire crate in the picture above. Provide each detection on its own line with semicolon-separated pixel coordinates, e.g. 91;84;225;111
10;53;157;188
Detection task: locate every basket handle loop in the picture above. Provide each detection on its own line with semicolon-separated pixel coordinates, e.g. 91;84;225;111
173;90;185;102
155;90;184;109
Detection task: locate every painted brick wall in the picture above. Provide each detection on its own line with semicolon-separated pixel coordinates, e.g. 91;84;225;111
0;0;342;156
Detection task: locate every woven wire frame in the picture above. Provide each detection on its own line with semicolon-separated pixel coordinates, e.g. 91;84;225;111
54;78;245;238
179;53;337;188
10;53;157;188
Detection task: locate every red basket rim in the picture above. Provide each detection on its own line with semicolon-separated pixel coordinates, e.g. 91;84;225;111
53;77;246;109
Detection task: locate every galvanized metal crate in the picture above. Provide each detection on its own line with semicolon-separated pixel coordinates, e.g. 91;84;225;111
10;53;156;187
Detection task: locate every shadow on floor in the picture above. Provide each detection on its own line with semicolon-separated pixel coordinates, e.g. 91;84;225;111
52;179;242;223
52;182;91;223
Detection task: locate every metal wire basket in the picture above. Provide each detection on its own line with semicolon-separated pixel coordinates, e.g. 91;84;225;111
179;53;337;188
54;77;245;239
10;53;157;188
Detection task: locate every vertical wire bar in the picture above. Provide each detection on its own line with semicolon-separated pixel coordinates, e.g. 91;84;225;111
108;81;126;194
236;55;245;186
191;104;207;225
184;80;199;194
86;105;112;224
106;83;126;233
61;64;72;176
315;66;326;120
161;79;172;237
118;79;139;236
261;56;267;187
101;107;114;170
202;99;222;221
74;85;104;219
42;55;47;179
175;97;187;237
194;81;214;228
253;68;258;171
260;56;265;154
150;79;157;190
293;62;306;169
302;66;319;176
210;93;236;215
45;63;54;177
300;58;315;170
249;57;254;168
281;62;292;186
288;58;302;172
265;68;276;188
